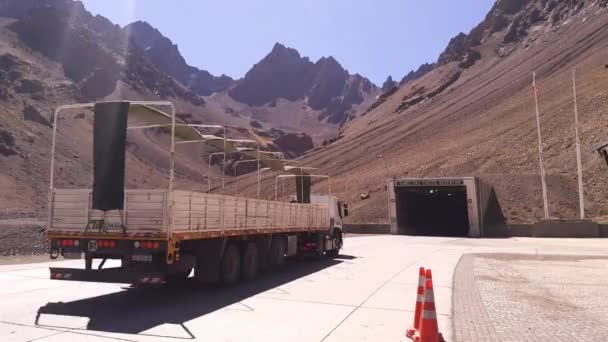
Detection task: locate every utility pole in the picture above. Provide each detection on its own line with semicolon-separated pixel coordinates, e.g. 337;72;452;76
222;125;226;190
378;155;391;224
533;72;550;220
257;144;261;200
572;69;586;219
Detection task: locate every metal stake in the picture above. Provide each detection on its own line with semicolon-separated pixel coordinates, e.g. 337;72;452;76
533;72;550;220
572;69;586;219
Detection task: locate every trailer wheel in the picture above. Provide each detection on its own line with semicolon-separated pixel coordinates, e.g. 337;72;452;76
326;231;342;258
241;242;259;281
221;243;241;286
268;237;286;269
315;233;325;259
256;238;271;272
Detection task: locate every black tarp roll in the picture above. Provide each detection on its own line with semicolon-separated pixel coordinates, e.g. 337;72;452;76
92;102;129;211
295;175;311;203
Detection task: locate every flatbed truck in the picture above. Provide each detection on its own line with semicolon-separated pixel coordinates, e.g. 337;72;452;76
46;101;348;286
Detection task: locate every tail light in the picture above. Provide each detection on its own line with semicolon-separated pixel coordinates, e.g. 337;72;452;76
58;239;79;247
133;241;161;249
95;240;117;249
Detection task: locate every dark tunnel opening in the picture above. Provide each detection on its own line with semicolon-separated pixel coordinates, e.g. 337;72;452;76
395;186;470;237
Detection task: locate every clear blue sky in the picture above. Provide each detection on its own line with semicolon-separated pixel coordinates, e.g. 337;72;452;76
80;0;494;85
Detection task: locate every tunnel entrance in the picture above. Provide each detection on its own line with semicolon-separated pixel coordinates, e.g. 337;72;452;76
389;177;506;238
395;185;470;237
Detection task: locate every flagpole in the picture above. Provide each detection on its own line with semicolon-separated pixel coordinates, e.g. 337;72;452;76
572;69;585;219
533;72;550;220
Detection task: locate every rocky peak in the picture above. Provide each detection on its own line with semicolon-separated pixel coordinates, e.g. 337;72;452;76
229;43;377;125
437;32;469;65
268;42;305;62
229;42;316;106
8;2;118;83
0;0;88;22
400;63;435;85
437;0;608;66
123;21;161;50
125;21;188;78
381;76;397;92
307;56;348;110
124;20;234;96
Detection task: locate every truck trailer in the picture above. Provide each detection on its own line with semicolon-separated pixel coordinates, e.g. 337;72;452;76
46;101;348;286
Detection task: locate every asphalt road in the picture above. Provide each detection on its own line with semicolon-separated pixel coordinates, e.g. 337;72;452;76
1;235;608;342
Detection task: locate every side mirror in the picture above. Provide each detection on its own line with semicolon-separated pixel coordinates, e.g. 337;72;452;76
343;204;349;217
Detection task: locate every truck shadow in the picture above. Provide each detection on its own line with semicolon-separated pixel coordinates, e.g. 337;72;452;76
36;258;346;338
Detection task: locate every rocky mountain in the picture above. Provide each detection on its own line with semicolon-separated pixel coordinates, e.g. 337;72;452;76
124;21;234;96
123;22;378;142
229;43;377;125
0;0;227;216
0;0;354;216
0;0;206;104
239;0;608;225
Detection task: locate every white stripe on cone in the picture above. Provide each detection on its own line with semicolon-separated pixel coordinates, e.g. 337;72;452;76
422;310;437;319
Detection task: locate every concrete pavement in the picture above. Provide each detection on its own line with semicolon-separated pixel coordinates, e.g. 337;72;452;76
1;235;608;342
454;253;608;341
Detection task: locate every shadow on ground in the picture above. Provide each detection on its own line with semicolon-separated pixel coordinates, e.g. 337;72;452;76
36;257;349;338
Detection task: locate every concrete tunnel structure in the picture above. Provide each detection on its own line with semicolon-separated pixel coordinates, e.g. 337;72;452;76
387;177;506;238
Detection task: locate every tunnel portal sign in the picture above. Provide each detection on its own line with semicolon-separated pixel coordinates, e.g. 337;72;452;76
395;179;465;187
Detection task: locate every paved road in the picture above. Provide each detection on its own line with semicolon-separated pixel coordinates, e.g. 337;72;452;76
1;235;608;342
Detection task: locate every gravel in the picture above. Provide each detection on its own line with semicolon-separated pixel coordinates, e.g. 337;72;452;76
0;224;48;256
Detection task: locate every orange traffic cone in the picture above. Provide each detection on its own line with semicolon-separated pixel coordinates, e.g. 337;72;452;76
415;278;445;342
406;267;426;339
425;269;432;281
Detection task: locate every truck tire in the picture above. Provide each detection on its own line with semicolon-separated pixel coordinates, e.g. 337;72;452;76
268;236;286;269
256;237;271;272
315;233;325;259
241;242;259;281
326;230;343;258
221;243;241;286
194;240;223;286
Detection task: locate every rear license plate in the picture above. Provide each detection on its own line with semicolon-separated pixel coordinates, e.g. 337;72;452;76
63;252;82;259
132;254;152;262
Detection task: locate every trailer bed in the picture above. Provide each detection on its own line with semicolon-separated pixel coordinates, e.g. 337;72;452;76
49;189;330;240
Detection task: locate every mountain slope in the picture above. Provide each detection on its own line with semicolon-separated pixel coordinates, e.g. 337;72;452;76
0;0;219;216
241;0;608;224
0;0;257;217
0;0;375;216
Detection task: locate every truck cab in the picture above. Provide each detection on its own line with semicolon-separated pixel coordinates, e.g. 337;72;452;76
290;194;348;231
310;194;348;230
